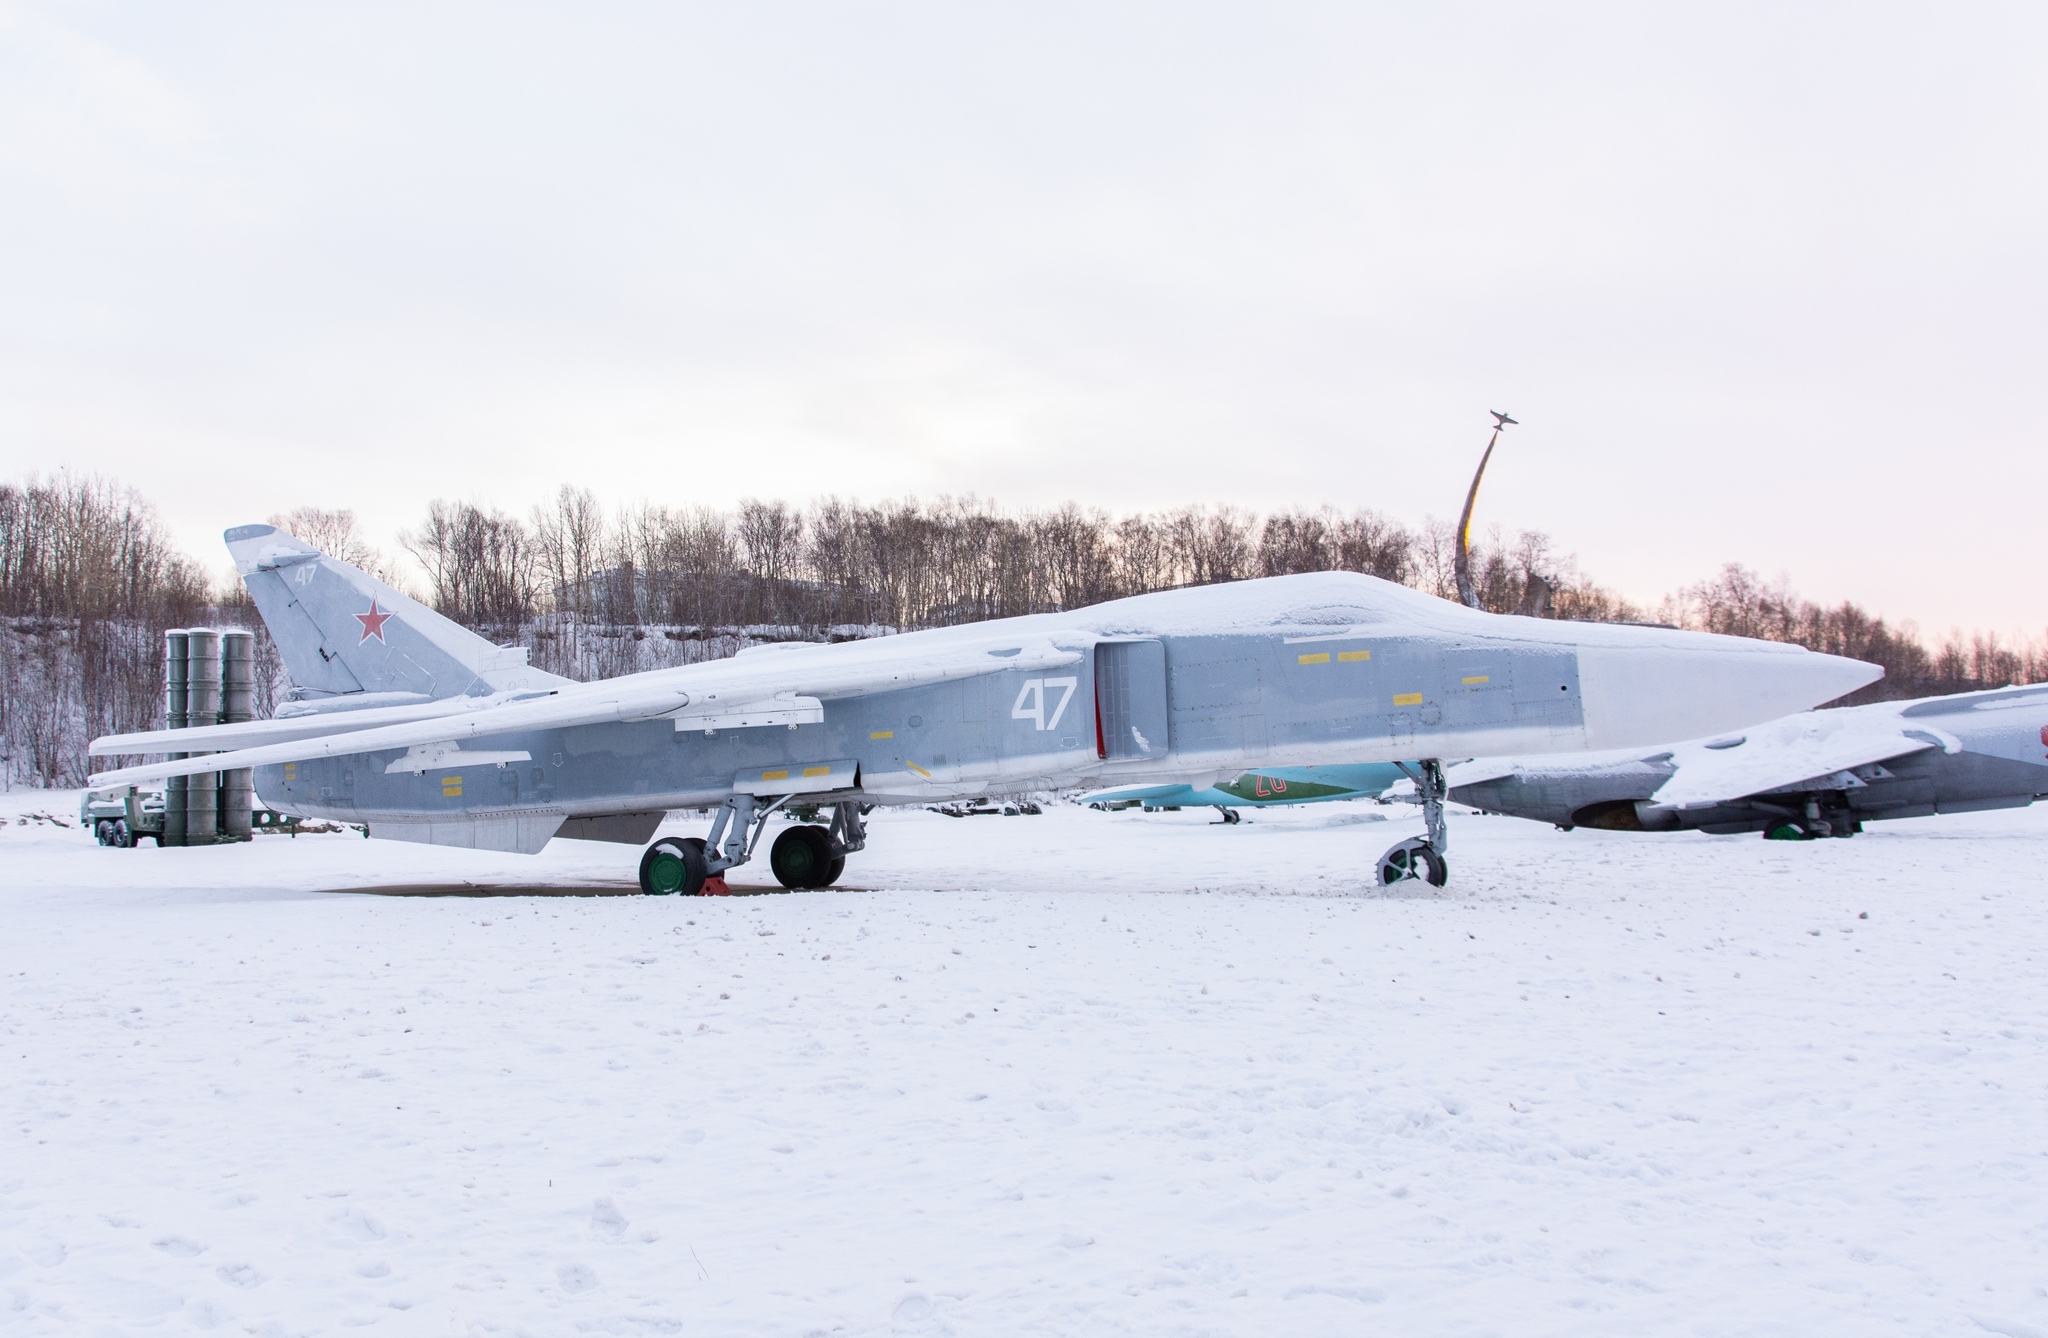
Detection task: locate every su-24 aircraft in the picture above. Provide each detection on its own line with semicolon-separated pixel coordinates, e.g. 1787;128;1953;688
1080;764;1405;823
90;524;1881;892
1444;683;2048;840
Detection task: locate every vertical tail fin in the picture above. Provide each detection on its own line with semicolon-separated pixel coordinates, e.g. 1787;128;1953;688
223;524;567;703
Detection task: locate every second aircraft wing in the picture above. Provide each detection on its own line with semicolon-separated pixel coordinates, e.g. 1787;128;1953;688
1649;724;1934;809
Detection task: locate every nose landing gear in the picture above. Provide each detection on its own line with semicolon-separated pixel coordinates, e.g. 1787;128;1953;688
1379;759;1451;887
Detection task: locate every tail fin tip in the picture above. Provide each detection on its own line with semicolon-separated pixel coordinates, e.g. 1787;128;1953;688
224;525;324;577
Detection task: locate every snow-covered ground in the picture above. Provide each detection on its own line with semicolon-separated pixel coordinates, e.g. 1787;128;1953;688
3;789;2046;1336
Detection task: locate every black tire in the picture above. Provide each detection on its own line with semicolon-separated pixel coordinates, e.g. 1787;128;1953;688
639;837;707;896
95;820;114;846
820;853;846;887
112;819;134;849
770;825;835;889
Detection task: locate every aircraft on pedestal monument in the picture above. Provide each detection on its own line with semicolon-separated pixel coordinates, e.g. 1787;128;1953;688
89;524;1881;892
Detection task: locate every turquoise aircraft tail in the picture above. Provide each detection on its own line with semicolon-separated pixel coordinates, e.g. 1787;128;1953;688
1081;763;1404;811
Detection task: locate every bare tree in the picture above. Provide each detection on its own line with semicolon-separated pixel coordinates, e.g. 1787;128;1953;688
0;474;211;786
401;501;537;633
266;507;403;587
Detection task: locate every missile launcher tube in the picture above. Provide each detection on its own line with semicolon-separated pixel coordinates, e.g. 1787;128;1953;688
162;629;189;848
219;629;255;841
183;629;221;846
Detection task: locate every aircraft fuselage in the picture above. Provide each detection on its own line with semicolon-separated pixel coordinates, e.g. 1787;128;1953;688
262;627;1587;828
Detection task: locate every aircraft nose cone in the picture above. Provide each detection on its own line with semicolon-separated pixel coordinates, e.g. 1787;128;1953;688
1576;634;1881;750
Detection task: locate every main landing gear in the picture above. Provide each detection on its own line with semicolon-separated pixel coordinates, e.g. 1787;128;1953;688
1763;796;1862;841
637;796;870;895
1212;806;1241;825
1379;759;1450;888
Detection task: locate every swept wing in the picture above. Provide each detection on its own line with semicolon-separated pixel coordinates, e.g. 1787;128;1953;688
1649;724;1933;809
91;634;1080;787
90;695;529;757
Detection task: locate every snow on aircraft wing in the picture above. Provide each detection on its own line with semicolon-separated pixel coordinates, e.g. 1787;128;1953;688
1649;728;1932;809
90;635;1081;787
1441;758;1525;789
90;695;516;757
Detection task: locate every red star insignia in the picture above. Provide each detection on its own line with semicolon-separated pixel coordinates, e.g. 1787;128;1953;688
355;598;393;643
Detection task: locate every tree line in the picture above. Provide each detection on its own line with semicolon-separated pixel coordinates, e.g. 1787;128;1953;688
397;486;2044;701
3;473;2042;787
2;476;214;788
408;489;1618;637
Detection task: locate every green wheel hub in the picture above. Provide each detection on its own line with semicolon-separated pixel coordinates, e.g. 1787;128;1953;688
645;849;688;893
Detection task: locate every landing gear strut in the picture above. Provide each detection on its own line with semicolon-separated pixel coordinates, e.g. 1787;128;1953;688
1379;759;1450;887
1212;806;1241;825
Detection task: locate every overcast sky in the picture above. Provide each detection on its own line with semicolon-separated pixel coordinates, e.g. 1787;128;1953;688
2;1;2042;635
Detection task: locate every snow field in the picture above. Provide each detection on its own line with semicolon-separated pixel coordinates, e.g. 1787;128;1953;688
3;795;2046;1335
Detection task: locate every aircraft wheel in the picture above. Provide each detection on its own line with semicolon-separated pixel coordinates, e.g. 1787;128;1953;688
821;853;846;887
1377;838;1447;888
770;825;835;889
639;837;707;896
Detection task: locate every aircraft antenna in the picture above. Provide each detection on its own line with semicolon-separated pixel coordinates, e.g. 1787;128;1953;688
1454;411;1516;610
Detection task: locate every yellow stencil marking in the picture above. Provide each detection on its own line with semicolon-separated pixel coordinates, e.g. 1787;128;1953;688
870;730;894;739
905;760;932;778
1462;674;1490;685
1297;651;1331;665
761;768;789;781
1392;692;1424;707
283;763;296;780
441;775;463;796
802;765;830;778
1337;649;1371;662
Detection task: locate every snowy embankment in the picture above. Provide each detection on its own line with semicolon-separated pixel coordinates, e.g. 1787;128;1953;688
3;792;2045;1335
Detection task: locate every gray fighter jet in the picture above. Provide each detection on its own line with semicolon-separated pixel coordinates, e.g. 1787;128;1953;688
1447;685;2048;839
89;524;1880;891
